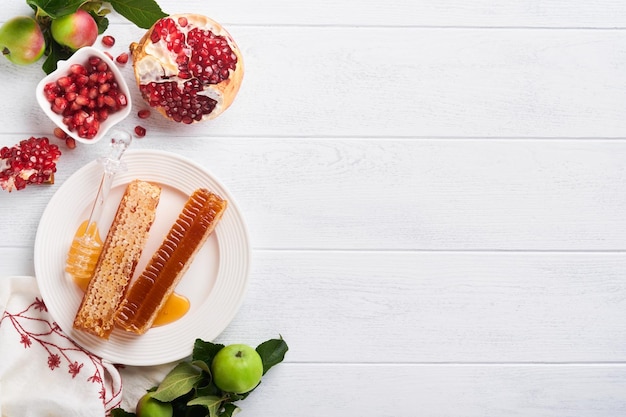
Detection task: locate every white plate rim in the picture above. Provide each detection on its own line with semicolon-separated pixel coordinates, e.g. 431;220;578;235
34;149;251;366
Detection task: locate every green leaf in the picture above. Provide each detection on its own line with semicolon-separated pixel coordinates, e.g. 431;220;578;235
91;13;109;34
192;339;225;365
151;362;203;402
110;408;137;417
187;395;222;417
195;381;221;398
26;0;84;18
225;390;252;401
256;337;289;375
221;403;241;417
191;359;211;374
42;40;72;74
108;0;168;29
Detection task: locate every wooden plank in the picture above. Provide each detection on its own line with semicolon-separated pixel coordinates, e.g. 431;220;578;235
178;1;626;27
1;28;625;138
218;251;626;362
5;2;626;27
2;137;626;251
4;247;626;363
121;363;626;416
0;248;34;277
198;139;626;251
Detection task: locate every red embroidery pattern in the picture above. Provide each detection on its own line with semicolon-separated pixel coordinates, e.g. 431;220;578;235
0;297;123;414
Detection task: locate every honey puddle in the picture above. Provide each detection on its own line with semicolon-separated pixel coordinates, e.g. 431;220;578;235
152;292;190;326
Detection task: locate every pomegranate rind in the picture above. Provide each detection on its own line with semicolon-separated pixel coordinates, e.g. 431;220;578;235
130;13;244;123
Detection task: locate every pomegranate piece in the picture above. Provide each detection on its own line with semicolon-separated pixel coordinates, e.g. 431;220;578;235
102;35;116;47
116;52;129;64
53;127;67;139
43;55;128;140
65;137;77;149
134;125;146;137
0;137;61;192
137;109;151;119
130;13;244;124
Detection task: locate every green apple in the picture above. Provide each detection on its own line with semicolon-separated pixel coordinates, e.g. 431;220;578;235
211;344;264;394
136;393;173;417
0;16;45;65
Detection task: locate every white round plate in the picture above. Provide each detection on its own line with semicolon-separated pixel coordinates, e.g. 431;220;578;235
34;149;250;366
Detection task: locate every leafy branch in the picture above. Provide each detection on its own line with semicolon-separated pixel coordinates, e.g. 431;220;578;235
25;0;167;73
111;337;289;417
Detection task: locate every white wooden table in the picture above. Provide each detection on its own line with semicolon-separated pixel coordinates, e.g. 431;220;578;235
2;1;626;415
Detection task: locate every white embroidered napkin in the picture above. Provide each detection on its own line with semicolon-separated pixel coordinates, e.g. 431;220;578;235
0;276;122;417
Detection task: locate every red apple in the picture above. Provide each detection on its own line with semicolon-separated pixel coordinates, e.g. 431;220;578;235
51;10;98;51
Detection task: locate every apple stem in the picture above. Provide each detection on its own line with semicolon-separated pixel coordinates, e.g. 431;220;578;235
2;47;9;56
236;351;243;358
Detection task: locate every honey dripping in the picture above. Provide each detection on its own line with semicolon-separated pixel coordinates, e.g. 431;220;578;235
65;131;133;291
66;220;103;291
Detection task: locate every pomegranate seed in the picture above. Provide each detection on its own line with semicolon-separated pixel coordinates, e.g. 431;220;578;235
75;95;89;106
53;127;67;139
102;35;116;47
103;95;116;108
134;125;146;137
116;94;128;107
70;64;87;75
75;74;89;86
104;51;114;60
138;109;151;119
65;137;77;149
116;52;129;64
56;76;72;89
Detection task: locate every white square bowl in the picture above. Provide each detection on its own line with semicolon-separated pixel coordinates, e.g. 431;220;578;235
36;46;132;145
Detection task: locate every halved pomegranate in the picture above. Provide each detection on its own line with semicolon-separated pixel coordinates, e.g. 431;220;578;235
130;14;244;124
0;137;61;192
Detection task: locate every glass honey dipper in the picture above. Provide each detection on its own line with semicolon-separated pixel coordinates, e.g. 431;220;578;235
65;130;132;290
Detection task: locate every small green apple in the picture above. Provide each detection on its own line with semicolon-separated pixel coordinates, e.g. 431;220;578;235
0;16;45;65
136;393;173;417
211;344;264;394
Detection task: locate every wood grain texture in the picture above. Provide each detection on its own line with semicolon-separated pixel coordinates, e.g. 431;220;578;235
5;2;626;27
0;1;625;415
2;136;625;251
218;250;626;363
232;364;626;417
